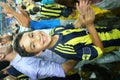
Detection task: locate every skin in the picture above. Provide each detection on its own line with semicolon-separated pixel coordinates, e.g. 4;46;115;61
0;2;30;27
19;30;53;53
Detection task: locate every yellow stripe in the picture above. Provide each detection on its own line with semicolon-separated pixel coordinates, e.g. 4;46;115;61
17;74;27;78
42;7;62;13
58;44;73;49
44;4;64;8
61;28;83;35
41;12;60;16
98;29;120;41
66;35;92;45
111;29;120;39
93;46;103;59
55;27;64;31
104;46;119;53
56;45;74;52
55;48;76;54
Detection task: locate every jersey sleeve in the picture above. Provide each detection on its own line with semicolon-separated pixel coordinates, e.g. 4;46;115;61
74;45;103;61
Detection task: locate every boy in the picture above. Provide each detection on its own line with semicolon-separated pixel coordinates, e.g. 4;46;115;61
13;0;120;61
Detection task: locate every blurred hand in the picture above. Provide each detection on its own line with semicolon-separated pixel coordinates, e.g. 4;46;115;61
1;2;15;14
7;0;15;5
76;0;95;27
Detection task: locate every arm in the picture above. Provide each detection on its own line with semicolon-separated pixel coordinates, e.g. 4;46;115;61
11;54;78;79
73;16;83;28
76;0;104;52
16;5;30;18
11;54;66;79
7;0;29;17
62;60;78;73
1;2;30;27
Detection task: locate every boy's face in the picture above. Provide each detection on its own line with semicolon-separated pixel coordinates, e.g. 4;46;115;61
19;30;51;53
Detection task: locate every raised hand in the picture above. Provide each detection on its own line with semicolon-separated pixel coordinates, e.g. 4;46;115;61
7;0;15;6
1;2;15;14
76;0;95;27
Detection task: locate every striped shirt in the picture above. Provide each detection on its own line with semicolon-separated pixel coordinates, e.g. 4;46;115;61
50;24;120;61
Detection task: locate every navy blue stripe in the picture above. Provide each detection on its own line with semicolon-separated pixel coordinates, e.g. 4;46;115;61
96;27;120;33
96;27;112;33
62;31;87;43
102;39;120;47
53;50;80;60
42;5;62;10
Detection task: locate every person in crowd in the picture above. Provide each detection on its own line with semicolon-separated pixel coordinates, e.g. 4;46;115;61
13;0;74;18
0;34;30;79
0;45;77;80
28;3;73;18
0;29;78;80
0;26;80;80
1;2;75;31
13;0;120;62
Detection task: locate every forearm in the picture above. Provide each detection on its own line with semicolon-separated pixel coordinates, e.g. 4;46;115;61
16;5;29;18
11;55;65;79
73;17;83;28
87;24;104;52
62;60;78;73
12;12;30;27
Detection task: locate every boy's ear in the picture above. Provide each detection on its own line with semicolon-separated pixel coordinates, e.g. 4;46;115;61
0;54;5;60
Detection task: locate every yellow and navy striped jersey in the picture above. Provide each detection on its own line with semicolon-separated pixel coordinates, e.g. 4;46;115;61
40;4;73;18
40;4;64;18
50;24;120;61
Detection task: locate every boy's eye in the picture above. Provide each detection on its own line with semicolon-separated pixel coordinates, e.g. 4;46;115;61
31;42;36;50
30;33;34;38
33;44;35;48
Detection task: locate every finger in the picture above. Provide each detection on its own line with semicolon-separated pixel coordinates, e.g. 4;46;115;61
76;2;82;14
87;0;92;6
76;3;79;12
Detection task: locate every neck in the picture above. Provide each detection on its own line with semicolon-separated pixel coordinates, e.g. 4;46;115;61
5;51;17;62
47;35;59;49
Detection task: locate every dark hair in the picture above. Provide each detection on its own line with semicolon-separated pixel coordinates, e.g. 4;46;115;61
21;4;26;9
54;0;78;9
13;31;38;57
33;7;40;13
29;7;40;15
32;0;42;2
15;24;20;34
29;9;36;15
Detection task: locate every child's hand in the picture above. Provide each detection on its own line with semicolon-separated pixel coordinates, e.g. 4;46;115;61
76;0;95;27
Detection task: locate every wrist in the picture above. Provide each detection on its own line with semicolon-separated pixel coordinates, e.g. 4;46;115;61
86;23;94;28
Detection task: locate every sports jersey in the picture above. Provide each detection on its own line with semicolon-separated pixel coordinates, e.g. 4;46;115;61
50;24;120;61
39;4;73;18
